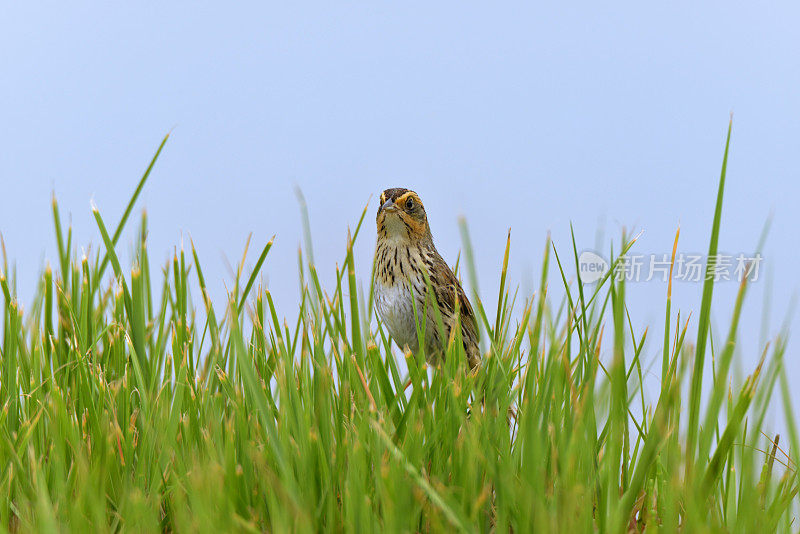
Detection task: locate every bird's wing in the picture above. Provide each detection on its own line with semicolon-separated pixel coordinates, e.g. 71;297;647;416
428;252;481;358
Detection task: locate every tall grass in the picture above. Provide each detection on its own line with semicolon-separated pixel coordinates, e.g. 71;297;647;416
0;123;797;532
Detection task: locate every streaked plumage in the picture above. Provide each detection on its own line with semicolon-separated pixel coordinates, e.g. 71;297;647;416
373;188;480;369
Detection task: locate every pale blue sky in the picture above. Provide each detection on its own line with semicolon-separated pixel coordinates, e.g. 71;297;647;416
1;3;798;423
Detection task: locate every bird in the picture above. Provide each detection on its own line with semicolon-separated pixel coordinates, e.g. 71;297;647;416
373;187;480;370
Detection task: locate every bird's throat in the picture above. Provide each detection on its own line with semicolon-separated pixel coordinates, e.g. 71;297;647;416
381;212;413;242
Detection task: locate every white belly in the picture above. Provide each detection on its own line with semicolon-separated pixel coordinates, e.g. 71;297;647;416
375;280;419;351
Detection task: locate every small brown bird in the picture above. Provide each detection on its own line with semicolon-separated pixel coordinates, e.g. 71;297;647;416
373;188;480;369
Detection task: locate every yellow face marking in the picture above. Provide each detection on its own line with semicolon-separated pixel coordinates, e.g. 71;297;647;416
394;192;421;210
380;192;387;204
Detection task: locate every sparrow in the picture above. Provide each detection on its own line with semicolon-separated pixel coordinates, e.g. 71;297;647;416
373;188;480;369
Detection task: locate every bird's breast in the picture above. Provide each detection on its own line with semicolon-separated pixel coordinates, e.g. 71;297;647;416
374;241;429;351
374;277;421;351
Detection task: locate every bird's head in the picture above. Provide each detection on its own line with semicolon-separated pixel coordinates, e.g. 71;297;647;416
376;188;431;242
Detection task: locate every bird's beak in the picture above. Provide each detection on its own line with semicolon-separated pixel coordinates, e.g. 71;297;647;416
381;199;398;213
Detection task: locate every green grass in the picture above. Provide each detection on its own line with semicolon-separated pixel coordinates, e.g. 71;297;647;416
0;123;797;532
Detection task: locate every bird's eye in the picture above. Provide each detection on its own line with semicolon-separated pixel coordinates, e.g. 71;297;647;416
405;198;414;210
